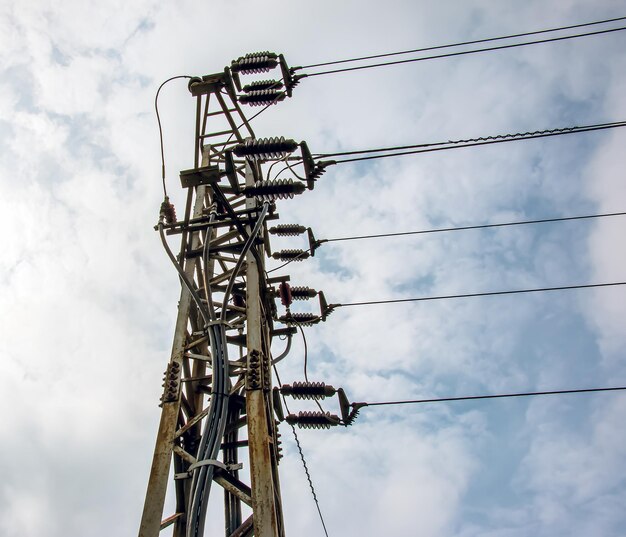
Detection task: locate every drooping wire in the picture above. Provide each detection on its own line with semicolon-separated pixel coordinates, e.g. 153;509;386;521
289;424;330;537
301;26;626;78
158;223;210;325
266;249;312;274
297;15;626;70
272;364;330;537
355;385;626;408
334;281;626;309
292;321;327;415
155;75;193;197
319;121;626;164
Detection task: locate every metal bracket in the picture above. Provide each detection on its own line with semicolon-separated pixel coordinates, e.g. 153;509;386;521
174;459;243;480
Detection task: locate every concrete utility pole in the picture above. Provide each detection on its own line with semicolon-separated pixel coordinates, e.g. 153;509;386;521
139;53;353;537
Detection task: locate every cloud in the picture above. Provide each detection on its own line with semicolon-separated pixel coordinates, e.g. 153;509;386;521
1;1;625;536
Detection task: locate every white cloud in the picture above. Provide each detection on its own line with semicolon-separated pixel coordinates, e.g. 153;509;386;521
1;1;625;536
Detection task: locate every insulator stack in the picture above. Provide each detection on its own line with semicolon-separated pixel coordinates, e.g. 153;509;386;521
239;89;286;107
242;80;284;92
281;382;336;400
276;430;283;460
309;162;330;181
285;411;340;429
271;249;310;261
290;286;317;300
269;224;307;236
279;281;292;307
245;179;306;201
343;406;361;426
160;196;177;224
233;137;299;160
231;51;279;74
278;312;319;326
286;75;302;91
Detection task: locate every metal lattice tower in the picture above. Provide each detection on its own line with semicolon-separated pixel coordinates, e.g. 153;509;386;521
139;65;289;537
138;53;351;537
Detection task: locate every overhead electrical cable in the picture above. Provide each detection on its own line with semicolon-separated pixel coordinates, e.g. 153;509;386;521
301;25;626;78
267;211;626;274
332;281;626;309
187;203;270;537
297;15;626;70
316;121;626;159
355;386;626;408
321;211;626;243
155;75;193;197
318;121;626;164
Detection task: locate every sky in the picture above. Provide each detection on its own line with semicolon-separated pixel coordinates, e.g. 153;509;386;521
1;1;625;536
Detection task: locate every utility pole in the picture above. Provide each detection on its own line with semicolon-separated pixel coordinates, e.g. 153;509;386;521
139;52;357;537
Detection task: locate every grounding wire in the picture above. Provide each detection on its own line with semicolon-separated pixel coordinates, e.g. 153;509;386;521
155;75;193;197
320;121;626;164
271;363;330;537
297;15;626;70
290;423;330;537
301;25;626;78
333;281;626;309
355;386;626;408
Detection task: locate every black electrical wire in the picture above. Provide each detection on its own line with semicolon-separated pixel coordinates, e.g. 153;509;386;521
334;281;626;308
316;121;626;159
302;25;626;78
155;75;193;197
298;323;310;382
266;250;312;274
188;205;270;537
322;211;626;243
321;121;626;164
290;424;330;537
298;15;626;70
356;386;626;408
266;211;626;274
271;364;330;537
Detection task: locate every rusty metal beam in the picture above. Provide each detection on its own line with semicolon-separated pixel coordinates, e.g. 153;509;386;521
244;161;282;537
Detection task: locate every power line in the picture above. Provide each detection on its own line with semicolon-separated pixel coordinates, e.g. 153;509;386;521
297;16;626;70
321;211;626;243
302;25;626;78
356;386;626;408
267;212;626;274
320;121;626;164
333;281;626;308
317;121;626;158
155;75;193;197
